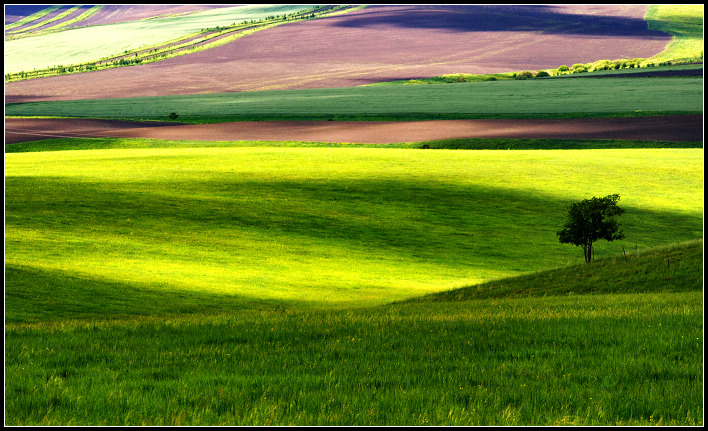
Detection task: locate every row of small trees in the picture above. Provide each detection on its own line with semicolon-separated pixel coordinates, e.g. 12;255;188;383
555;58;675;75
491;56;686;82
202;6;324;33
506;57;682;82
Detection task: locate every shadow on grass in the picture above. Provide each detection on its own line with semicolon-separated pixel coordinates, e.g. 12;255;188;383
5;263;299;325
6;172;702;319
6;175;702;266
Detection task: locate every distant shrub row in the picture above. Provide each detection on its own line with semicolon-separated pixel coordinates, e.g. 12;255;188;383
552;56;697;76
429;54;702;85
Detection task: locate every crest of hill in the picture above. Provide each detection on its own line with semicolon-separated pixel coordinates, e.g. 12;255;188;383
401;240;703;304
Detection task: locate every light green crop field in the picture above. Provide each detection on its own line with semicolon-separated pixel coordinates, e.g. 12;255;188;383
4;77;703;122
5;145;703;309
4;5;316;74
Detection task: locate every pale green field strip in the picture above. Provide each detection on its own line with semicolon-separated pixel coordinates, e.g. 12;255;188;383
4;5;318;74
75;21;284;73
55;24;250;71
28;5;103;34
6;5;83;35
6;77;702;121
4;5;61;31
5;147;703;307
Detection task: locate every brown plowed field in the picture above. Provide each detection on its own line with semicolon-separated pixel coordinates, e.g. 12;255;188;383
4;118;184;145
5;115;702;145
5;5;671;103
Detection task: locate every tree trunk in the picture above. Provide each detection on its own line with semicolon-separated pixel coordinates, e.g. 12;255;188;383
583;241;594;263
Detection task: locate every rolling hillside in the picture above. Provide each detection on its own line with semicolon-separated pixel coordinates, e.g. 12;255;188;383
3;4;703;426
5;5;674;102
4;5;319;75
6;144;703;307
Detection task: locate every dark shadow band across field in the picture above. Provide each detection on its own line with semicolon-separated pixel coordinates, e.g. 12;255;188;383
6;173;702;256
4;263;285;325
332;5;670;38
6;236;703;326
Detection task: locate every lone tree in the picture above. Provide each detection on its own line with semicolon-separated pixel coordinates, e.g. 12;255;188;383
557;194;625;263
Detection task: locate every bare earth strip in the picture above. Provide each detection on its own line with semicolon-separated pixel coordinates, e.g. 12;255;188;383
4;118;184;144
4;5;671;103
5;115;702;145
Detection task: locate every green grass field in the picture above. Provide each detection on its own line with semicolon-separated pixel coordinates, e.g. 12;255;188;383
4;76;703;122
5;138;703;425
3;4;704;422
6;142;703;308
5;241;703;425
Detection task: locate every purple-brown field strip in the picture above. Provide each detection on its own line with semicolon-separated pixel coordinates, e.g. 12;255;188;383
5;115;702;145
4;5;671;103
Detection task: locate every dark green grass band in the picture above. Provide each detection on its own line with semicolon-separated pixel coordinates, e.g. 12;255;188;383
5;136;703;153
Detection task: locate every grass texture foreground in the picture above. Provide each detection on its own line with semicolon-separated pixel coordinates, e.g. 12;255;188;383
5;279;703;425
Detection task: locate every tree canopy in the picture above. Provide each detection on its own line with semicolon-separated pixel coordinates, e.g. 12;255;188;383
557;194;625;263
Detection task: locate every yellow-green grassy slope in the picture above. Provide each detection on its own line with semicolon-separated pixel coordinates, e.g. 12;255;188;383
5;146;703;309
